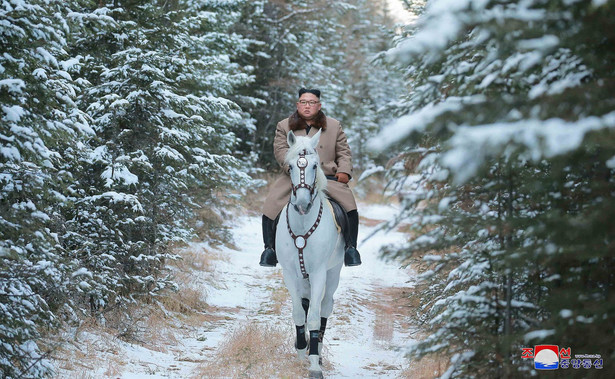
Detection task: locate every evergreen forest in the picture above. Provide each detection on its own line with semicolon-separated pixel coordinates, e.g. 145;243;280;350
1;0;614;377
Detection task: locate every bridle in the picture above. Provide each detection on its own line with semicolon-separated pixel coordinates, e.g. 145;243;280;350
287;148;322;279
290;149;316;200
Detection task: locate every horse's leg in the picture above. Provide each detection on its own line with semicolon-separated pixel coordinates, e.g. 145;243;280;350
302;297;310;322
282;272;309;360
295;325;307;353
299;297;309;354
317;263;342;360
321;264;342;317
306;269;327;377
294;295;311;356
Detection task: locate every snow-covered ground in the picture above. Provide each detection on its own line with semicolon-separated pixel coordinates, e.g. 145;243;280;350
53;202;417;378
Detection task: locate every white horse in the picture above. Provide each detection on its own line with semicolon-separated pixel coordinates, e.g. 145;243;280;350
276;129;345;378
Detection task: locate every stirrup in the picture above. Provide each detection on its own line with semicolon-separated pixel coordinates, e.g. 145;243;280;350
259;247;278;267
344;247;361;267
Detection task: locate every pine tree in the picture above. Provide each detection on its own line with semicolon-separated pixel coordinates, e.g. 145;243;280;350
1;0;90;376
375;0;615;376
330;0;403;171
62;0;253;317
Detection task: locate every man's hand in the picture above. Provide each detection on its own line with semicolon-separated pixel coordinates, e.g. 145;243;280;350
335;172;350;184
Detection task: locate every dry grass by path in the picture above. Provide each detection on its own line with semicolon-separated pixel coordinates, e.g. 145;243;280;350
191;249;308;378
50;322;126;378
340;285;415;376
366;286;415;346
191;267;338;378
399;355;449;378
390;250;455;379
196;321;310;378
257;271;289;316
162;246;219;319
49;242;233;377
49;297;215;377
355;284;451;378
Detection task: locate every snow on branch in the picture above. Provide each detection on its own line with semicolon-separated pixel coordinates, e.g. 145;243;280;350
441;111;615;184
368;95;485;151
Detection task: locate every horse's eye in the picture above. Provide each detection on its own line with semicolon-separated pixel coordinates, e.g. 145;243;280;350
313;164;317;169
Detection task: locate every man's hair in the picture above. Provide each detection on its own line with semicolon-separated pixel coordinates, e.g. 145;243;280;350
298;88;321;99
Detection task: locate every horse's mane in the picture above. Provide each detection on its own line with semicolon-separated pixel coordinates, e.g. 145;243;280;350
285;136;328;196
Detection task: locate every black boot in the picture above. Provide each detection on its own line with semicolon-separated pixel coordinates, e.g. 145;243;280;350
344;210;362;266
259;215;278;267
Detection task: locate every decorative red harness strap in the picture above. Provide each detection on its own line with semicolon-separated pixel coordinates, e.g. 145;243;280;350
286;201;323;279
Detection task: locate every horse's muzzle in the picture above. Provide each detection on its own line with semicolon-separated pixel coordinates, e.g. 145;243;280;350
294;202;313;215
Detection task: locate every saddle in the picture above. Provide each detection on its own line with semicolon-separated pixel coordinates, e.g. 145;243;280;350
325;196;349;241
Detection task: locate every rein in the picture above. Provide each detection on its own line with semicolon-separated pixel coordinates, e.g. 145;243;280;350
286;200;323;279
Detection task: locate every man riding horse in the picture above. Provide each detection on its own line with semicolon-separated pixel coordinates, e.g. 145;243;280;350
260;88;362;268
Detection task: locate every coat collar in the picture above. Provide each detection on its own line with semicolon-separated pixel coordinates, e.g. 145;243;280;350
288;110;327;133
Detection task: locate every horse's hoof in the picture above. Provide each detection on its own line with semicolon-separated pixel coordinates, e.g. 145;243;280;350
296;347;307;361
308;355;321;377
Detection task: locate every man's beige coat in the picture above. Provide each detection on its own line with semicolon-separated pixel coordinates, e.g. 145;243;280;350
262;116;357;220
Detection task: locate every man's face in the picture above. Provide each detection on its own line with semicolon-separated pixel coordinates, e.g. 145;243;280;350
296;93;321;120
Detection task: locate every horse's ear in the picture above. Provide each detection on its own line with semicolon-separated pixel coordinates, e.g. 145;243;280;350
310;129;322;149
287;130;296;147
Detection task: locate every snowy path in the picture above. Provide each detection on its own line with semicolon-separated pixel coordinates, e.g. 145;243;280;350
53;202;417;378
193;202;417;378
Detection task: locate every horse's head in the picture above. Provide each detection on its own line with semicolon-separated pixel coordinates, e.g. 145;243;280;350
286;130;326;215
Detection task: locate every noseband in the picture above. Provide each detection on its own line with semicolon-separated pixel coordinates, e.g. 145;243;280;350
291;149;316;198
